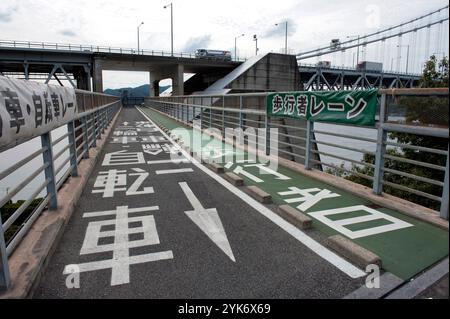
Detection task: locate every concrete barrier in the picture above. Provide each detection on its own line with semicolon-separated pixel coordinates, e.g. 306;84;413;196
223;172;244;186
245;186;272;204
277;205;312;230
327;235;381;269
207;163;224;174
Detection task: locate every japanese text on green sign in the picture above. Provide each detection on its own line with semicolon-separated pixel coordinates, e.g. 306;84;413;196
266;90;378;126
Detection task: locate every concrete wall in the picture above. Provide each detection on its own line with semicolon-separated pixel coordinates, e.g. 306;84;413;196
228;53;301;92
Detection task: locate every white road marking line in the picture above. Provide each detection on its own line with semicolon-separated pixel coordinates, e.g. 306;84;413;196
179;181;236;262
155;168;194;175
135;106;366;278
147;159;190;164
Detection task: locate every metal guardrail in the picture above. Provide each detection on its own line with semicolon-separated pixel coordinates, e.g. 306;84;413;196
0;90;121;290
0;39;247;62
298;63;421;77
145;88;449;221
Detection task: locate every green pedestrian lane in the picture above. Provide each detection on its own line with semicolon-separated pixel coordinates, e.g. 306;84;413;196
137;106;449;281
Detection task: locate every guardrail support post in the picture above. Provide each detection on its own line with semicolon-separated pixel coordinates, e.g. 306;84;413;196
373;94;387;195
0;214;11;291
305;120;314;170
91;113;97;147
41;132;58;210
239;96;243;129
82;116;89;159
96;111;101;140
67;121;78;177
222;97;225;137
440;144;449;220
265;114;271;156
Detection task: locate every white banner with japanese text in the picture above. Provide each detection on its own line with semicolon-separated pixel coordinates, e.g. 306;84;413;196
0;75;77;150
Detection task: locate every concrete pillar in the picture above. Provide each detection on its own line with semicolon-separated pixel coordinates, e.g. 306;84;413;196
74;66;91;91
172;64;184;96
149;71;161;97
92;58;103;93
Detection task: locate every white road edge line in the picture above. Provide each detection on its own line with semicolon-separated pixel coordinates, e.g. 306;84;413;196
135;106;366;279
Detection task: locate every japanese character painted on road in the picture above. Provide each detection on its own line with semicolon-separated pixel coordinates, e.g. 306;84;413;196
63;205;173;286
142;143;180;155
271;94;284;114
278;187;340;212
102;150;146;166
283;95;296;115
32;91;44;128
345;95;368;119
296;94;308;117
92;168;154;198
310;95;326;117
1;88;25;133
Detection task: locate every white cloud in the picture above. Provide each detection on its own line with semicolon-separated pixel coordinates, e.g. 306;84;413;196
0;0;448;88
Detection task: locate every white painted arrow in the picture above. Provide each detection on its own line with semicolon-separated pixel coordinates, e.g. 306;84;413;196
144;149;163;156
179;182;236;262
233;166;264;183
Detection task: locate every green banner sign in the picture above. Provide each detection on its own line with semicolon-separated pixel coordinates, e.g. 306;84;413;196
266;89;378;126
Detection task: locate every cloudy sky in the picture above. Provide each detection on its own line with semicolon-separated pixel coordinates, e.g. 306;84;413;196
1;0;448;89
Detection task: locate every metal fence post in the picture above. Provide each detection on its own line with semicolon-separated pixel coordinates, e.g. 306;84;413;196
305;120;314;170
91;113;97;147
210;97;213;128
96;111;101;140
373;94;387;195
41;132;58;210
222;97;225;136
440;144;449;220
0;214;11;291
67;121;78;177
239;96;243;129
265;114;271;156
82;116;89;158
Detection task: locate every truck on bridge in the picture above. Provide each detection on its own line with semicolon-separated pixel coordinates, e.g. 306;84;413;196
195;49;232;61
356;61;383;73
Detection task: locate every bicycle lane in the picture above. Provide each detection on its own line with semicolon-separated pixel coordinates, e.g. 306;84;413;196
139;106;449;281
34;107;366;298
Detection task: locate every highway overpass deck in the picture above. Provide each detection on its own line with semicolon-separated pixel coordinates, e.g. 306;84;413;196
33;106;448;298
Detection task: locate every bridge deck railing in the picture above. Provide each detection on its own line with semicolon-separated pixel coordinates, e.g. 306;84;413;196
298;63;421;77
0;89;121;290
0;39;246;62
145;88;449;221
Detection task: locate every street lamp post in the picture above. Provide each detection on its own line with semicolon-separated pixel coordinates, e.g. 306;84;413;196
253;35;258;56
164;3;173;56
275;21;288;54
234;34;244;61
137;22;144;54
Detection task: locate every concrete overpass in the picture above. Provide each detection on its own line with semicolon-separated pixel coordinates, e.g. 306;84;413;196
0;42;240;95
1;40;422;98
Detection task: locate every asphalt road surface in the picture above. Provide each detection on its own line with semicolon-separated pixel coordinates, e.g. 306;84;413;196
34;107;365;298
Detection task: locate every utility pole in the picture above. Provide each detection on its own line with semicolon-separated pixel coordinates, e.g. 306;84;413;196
234;34;244;61
253;34;258;55
164;3;174;56
275;21;288;54
137;22;144;54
